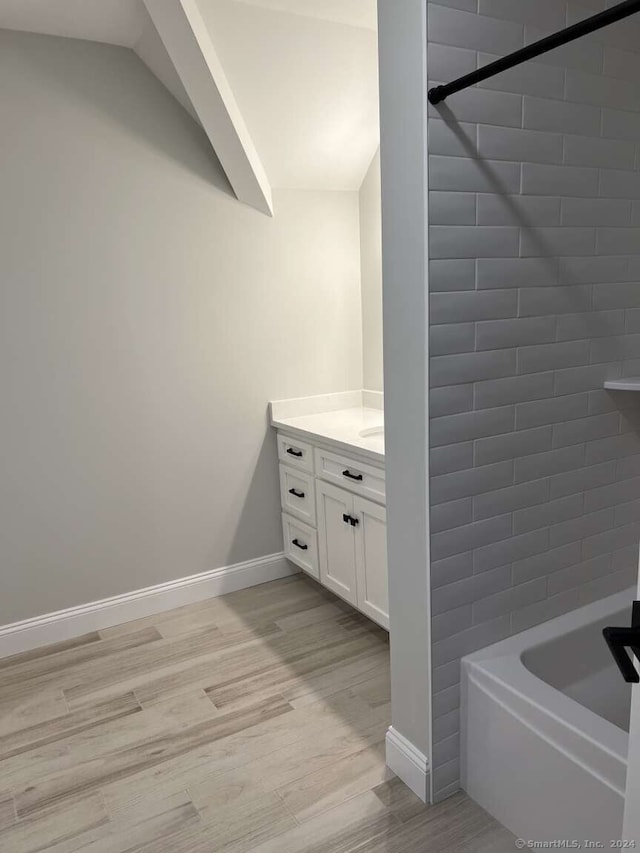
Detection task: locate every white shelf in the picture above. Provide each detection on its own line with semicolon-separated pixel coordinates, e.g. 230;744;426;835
604;378;640;392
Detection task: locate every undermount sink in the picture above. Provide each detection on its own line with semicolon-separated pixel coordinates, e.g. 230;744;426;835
359;426;384;439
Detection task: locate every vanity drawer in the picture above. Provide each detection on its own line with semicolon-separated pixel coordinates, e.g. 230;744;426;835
279;464;316;526
314;447;385;505
282;513;319;579
277;433;314;474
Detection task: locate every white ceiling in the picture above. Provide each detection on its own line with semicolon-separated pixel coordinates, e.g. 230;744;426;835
0;0;380;191
231;0;377;31
199;0;379;190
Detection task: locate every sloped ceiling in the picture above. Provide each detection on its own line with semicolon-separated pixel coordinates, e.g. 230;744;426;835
230;0;377;32
132;8;198;121
199;0;379;190
0;0;379;191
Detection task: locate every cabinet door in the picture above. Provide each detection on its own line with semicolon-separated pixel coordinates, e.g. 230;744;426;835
354;496;389;629
316;480;357;606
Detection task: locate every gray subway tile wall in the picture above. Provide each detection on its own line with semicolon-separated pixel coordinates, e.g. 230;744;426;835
427;0;640;800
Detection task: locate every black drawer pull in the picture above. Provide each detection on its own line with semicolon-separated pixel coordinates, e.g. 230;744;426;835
292;539;308;551
343;469;363;482
287;448;303;458
289;488;305;499
342;513;360;527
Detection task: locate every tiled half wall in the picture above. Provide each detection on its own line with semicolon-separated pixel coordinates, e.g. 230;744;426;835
427;0;640;800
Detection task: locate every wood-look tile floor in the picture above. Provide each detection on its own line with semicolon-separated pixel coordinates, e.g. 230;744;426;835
0;575;515;852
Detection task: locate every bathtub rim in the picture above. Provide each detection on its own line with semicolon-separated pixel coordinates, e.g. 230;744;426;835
461;587;633;796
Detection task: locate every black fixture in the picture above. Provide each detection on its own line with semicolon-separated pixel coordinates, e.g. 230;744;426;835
288;488;305;499
292;539;308;551
343;513;359;527
342;470;363;482
286;447;303;458
603;601;640;683
428;0;640;105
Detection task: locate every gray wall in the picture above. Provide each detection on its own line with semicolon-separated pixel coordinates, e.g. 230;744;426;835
427;0;640;800
359;149;384;392
0;30;363;624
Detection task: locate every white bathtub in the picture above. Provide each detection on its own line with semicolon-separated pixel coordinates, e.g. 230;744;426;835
461;589;633;844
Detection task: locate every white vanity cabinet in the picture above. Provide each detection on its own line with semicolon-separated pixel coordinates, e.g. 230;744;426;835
278;431;388;630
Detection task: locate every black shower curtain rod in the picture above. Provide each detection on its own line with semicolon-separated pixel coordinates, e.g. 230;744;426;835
428;0;640;105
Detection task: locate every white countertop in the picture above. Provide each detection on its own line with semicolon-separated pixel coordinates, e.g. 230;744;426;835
270;392;384;463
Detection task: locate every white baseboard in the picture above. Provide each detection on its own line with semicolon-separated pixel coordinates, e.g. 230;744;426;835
385;726;430;803
0;553;298;660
